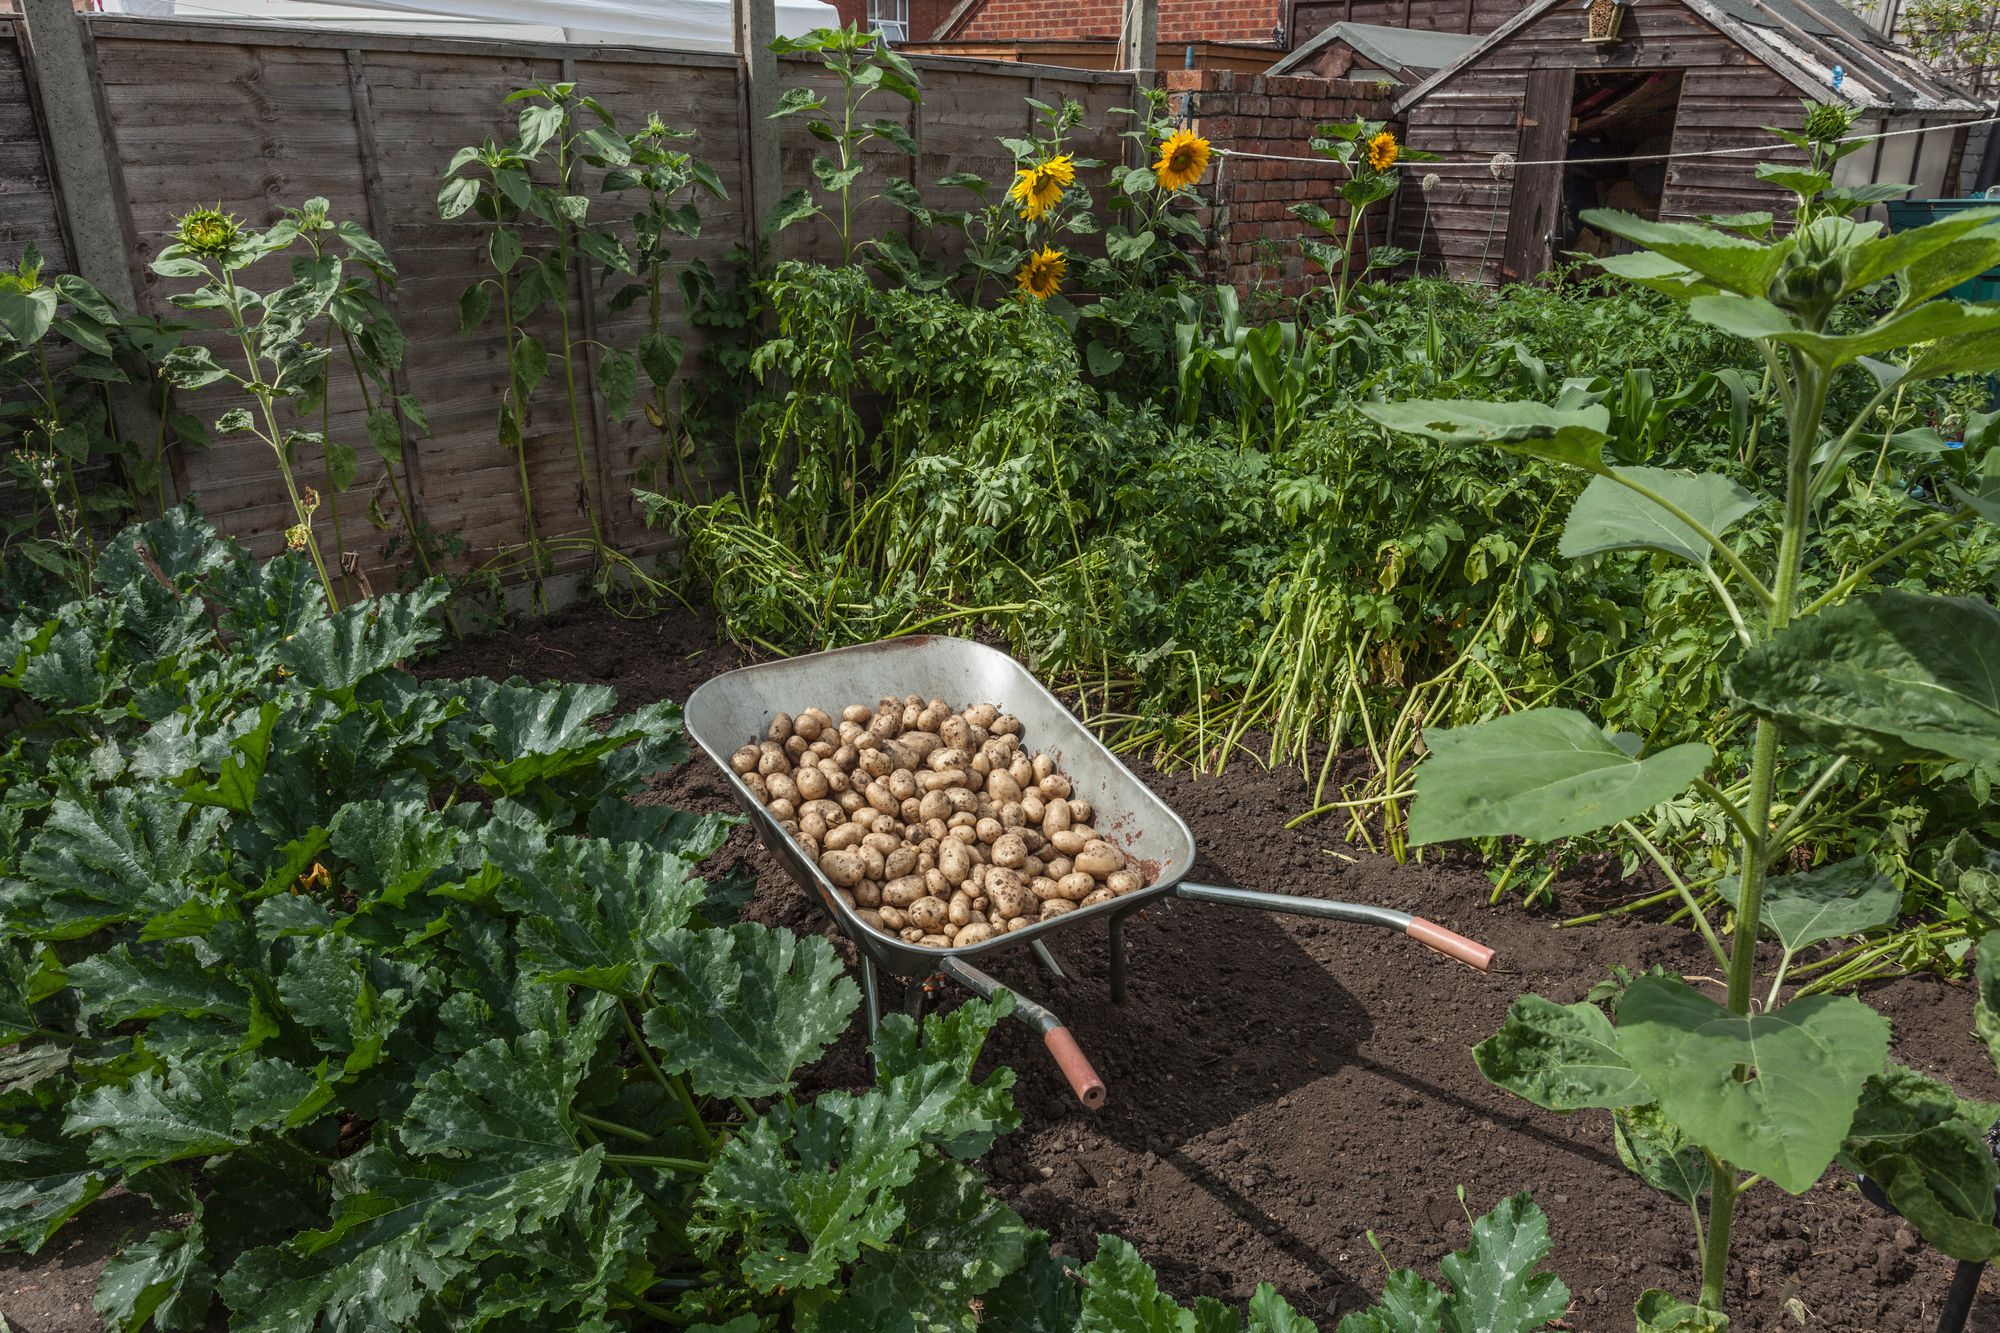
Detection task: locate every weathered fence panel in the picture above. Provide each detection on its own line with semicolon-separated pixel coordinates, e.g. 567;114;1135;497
8;15;1163;586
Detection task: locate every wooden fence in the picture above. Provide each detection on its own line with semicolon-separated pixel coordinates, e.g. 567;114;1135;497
0;15;1137;584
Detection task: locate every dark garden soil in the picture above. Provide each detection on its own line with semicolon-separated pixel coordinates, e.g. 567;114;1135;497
7;601;1997;1333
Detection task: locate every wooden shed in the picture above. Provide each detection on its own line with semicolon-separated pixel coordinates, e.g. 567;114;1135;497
1392;0;1989;283
1268;21;1480;83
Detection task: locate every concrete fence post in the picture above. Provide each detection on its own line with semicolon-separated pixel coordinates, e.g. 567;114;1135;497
18;0;174;504
1116;0;1157;75
734;0;780;241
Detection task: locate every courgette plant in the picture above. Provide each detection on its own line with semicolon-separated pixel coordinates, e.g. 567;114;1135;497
1365;107;2000;1326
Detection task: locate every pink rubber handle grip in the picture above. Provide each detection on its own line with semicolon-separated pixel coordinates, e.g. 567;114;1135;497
1043;1027;1106;1110
1407;917;1496;972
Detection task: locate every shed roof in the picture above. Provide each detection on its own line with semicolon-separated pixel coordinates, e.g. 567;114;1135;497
1268;21;1480;80
1393;0;1987;117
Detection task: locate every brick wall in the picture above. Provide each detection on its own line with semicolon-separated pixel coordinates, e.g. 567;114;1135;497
953;0;1283;44
1165;68;1397;294
829;0;961;40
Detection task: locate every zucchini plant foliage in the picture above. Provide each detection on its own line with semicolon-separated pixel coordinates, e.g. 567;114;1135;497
0;508;1017;1330
1371;120;2000;1323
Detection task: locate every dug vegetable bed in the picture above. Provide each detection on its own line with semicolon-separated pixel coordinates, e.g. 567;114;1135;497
8;603;1990;1332
429;605;2000;1333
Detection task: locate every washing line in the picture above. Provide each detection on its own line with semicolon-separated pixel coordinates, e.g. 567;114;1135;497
1209;109;2000;174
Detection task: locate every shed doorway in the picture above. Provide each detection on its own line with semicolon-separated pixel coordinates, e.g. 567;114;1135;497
1500;67;1686;280
1562;70;1685;257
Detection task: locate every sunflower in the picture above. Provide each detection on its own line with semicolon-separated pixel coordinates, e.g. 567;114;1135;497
1014;246;1067;300
1366;130;1400;174
1007;153;1076;221
1153;128;1211;191
173;205;244;257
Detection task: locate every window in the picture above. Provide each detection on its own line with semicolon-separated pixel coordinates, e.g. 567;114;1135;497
869;0;909;41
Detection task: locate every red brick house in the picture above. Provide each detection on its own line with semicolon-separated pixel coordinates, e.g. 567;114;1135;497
832;0;1523;50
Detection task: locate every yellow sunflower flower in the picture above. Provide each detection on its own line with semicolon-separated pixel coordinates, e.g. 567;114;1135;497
1366;130;1400;173
1015;246;1067;300
1153;128;1211;191
1007;154;1076;221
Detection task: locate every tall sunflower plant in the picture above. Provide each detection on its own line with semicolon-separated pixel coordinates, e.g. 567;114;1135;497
1292;117;1433;318
1100;89;1212;288
1071;91;1216;379
997;98;1101;306
1365;109;2000;1327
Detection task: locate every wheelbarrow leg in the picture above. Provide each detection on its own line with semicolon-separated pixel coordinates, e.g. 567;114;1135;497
1108;909;1132;1005
859;953;883;1077
940;956;1107;1111
1030;939;1068;980
1936;1258;1984;1333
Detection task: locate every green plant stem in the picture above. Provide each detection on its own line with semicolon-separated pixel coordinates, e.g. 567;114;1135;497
1766;755;1849;851
620;1002;712;1153
1620;819;1729;968
1699;564;1755;648
603;1153;711;1172
338;327;437;581
221;266;340;612
1692;778;1758;850
579;1112;657;1143
317;369;350;599
1603;468;1773;607
1699;1158;1736;1309
1808;377;1897;498
1801;506;1970;615
1558;884;1683;926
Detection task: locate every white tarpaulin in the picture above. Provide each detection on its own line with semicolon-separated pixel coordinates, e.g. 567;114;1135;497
120;0;841;50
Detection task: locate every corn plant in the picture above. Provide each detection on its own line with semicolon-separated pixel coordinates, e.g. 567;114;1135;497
1173;284;1317;451
1367;112;2000;1323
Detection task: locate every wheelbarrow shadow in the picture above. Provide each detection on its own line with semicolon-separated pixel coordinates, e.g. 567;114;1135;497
885;862;1624;1318
923;894;1379;1311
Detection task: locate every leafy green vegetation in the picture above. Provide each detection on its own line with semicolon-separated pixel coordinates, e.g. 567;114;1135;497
0;509;1051;1329
13;23;2000;1330
1382;108;2000;1324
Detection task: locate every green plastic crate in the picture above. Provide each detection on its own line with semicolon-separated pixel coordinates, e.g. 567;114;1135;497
1887;198;2000;302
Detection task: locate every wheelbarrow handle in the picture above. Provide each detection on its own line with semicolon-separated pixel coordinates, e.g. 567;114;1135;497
1041;1027;1107;1111
1175;882;1496;973
940;957;1107;1110
1405;916;1497;973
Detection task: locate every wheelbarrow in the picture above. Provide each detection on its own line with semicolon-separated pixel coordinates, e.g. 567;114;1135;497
684;636;1495;1111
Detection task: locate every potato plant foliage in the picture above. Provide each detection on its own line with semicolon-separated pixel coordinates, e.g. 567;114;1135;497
1372;110;2000;1323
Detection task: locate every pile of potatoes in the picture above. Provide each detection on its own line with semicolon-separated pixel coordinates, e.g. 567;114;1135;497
730;696;1150;949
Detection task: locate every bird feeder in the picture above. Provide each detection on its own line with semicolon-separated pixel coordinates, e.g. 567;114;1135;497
1584;0;1633;42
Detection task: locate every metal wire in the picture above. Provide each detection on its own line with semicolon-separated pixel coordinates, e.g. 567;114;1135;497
1212;109;2000;173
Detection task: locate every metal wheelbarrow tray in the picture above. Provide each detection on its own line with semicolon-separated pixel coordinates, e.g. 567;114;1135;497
685;636;1493;1110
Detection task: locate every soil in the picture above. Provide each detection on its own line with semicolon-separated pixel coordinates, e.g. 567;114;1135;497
7;601;1997;1333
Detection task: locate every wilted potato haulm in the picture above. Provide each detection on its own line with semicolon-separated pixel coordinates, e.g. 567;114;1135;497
733;696;1154;949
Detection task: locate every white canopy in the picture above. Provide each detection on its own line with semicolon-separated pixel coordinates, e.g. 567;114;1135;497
115;0;840;50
